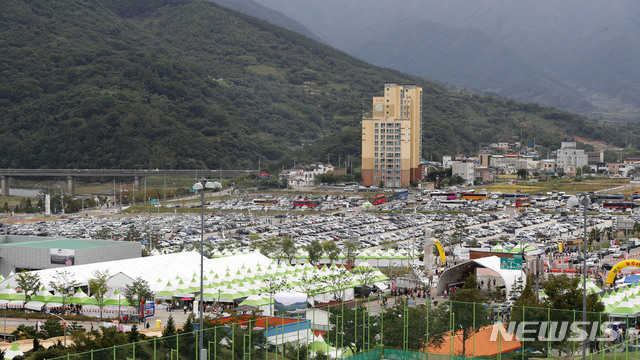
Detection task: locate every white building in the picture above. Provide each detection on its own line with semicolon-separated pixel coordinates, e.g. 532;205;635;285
452;160;475;186
442;156;453;168
280;163;335;188
556;141;588;174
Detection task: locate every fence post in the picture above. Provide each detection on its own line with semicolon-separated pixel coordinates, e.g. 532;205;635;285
521;305;525;360
354;299;358;354
425;299;429;360
547;307;551;358
473;302;476;358
380;299;384;357
341;302;345;357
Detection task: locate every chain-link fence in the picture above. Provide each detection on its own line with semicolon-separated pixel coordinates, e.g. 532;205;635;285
46;297;639;360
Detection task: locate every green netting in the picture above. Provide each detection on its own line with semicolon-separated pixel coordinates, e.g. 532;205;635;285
41;298;640;360
342;348;382;360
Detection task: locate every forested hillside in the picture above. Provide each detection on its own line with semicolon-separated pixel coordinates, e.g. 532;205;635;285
0;0;636;171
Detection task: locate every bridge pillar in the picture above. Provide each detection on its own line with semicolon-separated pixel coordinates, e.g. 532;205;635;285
134;176;141;191
0;176;8;196
67;176;75;197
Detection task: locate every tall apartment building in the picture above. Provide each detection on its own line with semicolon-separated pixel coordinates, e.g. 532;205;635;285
362;83;423;187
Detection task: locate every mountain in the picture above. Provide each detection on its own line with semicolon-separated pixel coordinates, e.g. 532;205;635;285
0;0;637;172
208;0;321;42
254;0;640;121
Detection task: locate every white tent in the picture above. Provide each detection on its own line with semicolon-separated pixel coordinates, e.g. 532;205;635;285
436;256;525;296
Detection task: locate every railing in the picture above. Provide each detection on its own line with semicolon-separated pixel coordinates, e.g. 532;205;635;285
42;297;633;360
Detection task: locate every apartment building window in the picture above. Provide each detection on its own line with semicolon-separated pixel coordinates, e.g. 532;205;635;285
374;153;378;157
374;141;378;145
375;123;379;128
374;147;378;152
374;158;378;164
395;153;400;158
375;129;379;134
396;123;401;128
374;135;378;140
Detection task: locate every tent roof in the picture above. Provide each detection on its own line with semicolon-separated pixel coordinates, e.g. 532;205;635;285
0;251;273;291
437;256;525;295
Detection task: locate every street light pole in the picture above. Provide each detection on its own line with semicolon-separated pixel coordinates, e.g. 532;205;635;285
193;178;221;360
48;313;67;347
581;194;588;360
567;193;589;360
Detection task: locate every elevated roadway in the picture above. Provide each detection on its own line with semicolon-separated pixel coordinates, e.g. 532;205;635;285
0;169;259;196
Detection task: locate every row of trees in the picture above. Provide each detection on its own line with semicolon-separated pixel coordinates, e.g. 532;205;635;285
258;237;359;266
15;270;151;320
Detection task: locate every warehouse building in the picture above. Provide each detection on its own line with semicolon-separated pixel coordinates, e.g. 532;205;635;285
0;236;141;276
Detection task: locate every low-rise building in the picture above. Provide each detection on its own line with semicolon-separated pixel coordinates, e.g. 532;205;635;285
452;160;475;186
556;140;588;174
280;163;335;188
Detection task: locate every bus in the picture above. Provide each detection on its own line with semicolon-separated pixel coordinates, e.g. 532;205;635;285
603;202;636;210
515;197;531;208
253;199;279;205
394;189;409;199
370;194;388;205
598;194;625;201
461;192;488;201
293;199;320;208
430;192;458;200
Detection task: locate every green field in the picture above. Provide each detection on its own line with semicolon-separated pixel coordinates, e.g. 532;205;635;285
480;177;632;195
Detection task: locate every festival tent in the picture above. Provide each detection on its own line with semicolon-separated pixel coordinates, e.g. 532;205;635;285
69;289;90;305
4;342;24;359
24;301;45;311
155;281;176;299
427;323;521;357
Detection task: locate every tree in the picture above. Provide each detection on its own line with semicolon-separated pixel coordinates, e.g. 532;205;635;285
88;270;110;319
633;221;640;237
16;272;41;303
124;277;152;316
510;275;547;355
162;315;177;337
517;168;528;180
262;237;283;263
352;265;375;298
326;273;351;301
123;224;141;242
183;314;195;333
326;305;379;354
48;270;79;307
344;241;359;266
128;324;140;343
383;303;449;352
281;236;297;264
40;319;64;339
449;275;490;357
541;274;605;356
322;241;339;265
306;240;324;265
12;324;37;340
450;218;469;246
